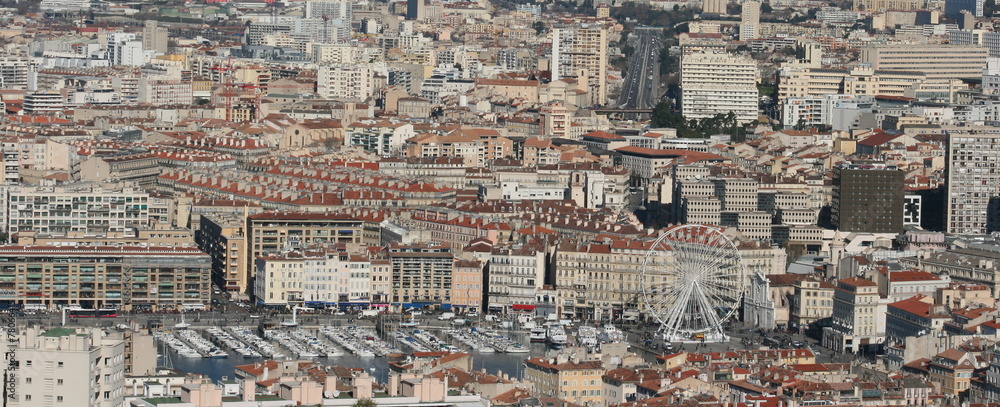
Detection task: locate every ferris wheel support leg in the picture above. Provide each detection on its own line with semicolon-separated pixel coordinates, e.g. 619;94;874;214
660;278;696;342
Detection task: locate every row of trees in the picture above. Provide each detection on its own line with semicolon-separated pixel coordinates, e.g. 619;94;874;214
650;103;743;139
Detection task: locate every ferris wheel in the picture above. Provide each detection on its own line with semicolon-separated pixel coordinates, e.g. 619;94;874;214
640;224;746;342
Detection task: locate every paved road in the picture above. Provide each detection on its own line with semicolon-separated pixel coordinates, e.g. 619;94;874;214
619;27;664;109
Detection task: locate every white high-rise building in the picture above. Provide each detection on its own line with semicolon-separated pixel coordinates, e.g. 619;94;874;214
741;1;761;40
106;33;146;66
317;65;375;101
5;326;125;407
983;57;1000;93
946;132;1000;234
549;25;609;105
305;0;352;20
682;51;759;123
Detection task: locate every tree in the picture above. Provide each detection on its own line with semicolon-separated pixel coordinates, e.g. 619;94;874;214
532;21;546;35
352;399;377;407
650;102;682;128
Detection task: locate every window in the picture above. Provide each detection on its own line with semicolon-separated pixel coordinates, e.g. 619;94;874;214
57;396;63;402
24;395;30;401
104;391;110;399
25;361;31;366
57;362;62;367
57;379;63;385
24;378;30;384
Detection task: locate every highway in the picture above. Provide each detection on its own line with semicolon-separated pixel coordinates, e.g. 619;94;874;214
618;27;664;110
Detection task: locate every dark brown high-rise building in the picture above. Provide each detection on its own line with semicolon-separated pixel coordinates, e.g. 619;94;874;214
832;162;905;233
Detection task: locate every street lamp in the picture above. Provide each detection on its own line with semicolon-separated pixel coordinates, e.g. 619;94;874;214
282;306;313;327
61;306;82;327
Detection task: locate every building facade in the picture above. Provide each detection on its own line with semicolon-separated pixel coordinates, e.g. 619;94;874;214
0;245;210;311
832;162;905;233
946;133;1000;234
681;52;759;124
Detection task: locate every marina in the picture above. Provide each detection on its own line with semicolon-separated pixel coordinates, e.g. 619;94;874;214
265;329;323;358
207;327;261;357
176;328;229;358
227;326;286;359
291;328;345;357
154;331;202;358
320;326;398;357
445;328;496;353
391;330;433;353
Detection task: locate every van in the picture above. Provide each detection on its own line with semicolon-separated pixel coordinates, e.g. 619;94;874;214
438;312;455;321
452;319;467;326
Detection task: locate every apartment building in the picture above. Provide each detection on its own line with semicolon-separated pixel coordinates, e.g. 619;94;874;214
525;356;605;405
681;51;759;124
197;214;249;293
23;92;64;114
7;184;151;238
487;245;546;312
388;244;454;311
617;146;728;179
551;25;608;105
142;20;168;53
404;129;513;167
0;56;30;89
861;44;989;80
345;121;416;157
317;65;375;101
832;162;905;233
779;67;964;102
137;79;193;105
246;211;382;281
853;0;923;10
885;295;951;343
899;248;1000;297
254;250;325;307
929;349;980;395
0;245;210;311
6;327;125;407
452;259;482;314
740;1;761;40
823;277;883;353
873;268;950;302
553;240;653;321
106;32;146;66
790;278;835;328
946;133;1000;234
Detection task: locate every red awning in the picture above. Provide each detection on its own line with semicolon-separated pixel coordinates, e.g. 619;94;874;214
511;304;536;311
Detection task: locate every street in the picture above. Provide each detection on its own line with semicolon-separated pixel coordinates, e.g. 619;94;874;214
619;27;664;109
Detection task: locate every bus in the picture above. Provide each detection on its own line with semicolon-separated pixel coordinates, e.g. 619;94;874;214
67;308;118;318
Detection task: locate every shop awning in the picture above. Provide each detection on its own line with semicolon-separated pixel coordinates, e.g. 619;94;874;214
512;304;536;311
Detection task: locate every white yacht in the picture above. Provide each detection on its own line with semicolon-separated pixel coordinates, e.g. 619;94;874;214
529;327;547;343
546;325;568;348
577;326;598;347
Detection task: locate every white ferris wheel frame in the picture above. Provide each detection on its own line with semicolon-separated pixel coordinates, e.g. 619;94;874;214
640;224;746;342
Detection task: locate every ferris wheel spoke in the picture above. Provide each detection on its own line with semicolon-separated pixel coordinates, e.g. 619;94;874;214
693;283;724;330
662;281;695;337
